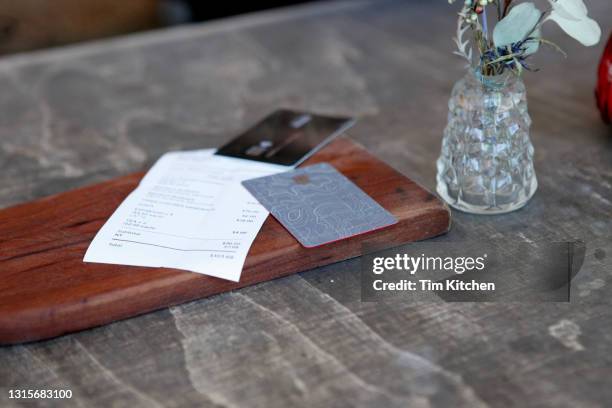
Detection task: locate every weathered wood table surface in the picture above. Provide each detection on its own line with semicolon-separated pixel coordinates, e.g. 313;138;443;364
1;0;611;406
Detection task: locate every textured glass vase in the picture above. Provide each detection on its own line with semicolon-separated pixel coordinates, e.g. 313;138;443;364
436;69;537;214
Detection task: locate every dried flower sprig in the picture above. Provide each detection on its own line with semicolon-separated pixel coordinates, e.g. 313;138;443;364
448;0;601;76
453;15;473;64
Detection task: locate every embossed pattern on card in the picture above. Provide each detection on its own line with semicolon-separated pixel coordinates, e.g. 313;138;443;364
243;163;397;248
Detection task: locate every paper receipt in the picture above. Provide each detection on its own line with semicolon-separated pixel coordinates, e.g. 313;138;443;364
83;149;288;281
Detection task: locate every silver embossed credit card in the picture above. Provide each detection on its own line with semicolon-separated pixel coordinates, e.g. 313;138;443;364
242;163;397;248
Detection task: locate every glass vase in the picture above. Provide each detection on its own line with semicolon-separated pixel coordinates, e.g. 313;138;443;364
436;69;537;214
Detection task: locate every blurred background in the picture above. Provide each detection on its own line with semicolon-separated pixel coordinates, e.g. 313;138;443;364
0;0;315;55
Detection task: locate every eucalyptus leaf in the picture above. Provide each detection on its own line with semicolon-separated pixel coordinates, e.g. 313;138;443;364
524;28;541;55
547;0;587;20
546;0;601;46
547;12;601;46
493;2;542;48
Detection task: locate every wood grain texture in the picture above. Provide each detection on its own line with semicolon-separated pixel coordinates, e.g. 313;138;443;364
0;137;450;344
0;0;610;407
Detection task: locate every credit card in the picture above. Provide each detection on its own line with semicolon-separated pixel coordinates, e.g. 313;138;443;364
242;163;397;248
215;109;355;166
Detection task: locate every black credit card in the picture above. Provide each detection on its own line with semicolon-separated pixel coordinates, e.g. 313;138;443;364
215;109;355;166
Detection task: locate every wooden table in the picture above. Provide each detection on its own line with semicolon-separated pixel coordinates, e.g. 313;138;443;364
0;1;610;406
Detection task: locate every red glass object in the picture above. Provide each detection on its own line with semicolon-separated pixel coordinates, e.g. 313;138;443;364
596;33;612;123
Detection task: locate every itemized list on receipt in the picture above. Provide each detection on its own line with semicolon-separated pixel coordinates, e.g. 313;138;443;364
84;149;287;282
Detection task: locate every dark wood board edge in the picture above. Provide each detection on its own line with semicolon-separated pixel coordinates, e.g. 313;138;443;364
0;138;451;344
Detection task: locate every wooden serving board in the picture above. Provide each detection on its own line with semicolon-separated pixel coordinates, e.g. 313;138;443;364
0;137;450;344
